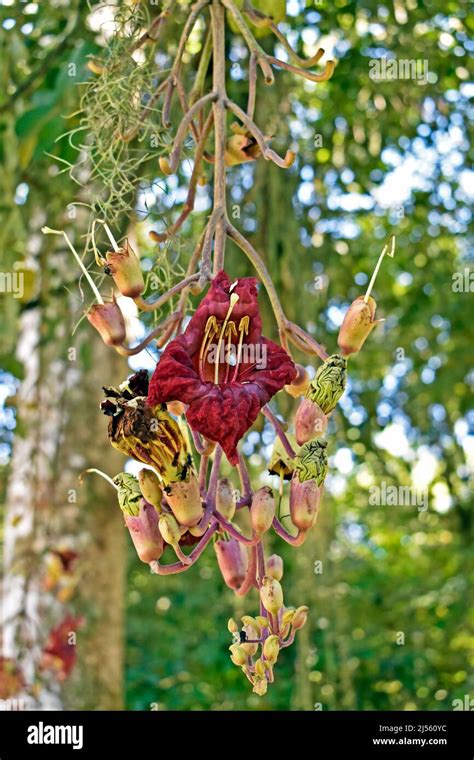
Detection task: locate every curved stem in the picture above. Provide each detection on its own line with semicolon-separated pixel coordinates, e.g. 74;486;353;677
206;443;223;509
221;0;274;83
134;274;201;313
272;516;307;546
234;544;258;596
284;320;329;361
224;98;295;168
114;311;180;356
167;92;218;172
214;511;259;545
267;55;335;83
262;406;296;458
150;521;218;575
269;26;325;68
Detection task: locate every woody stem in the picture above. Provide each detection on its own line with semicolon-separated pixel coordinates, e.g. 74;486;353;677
211;0;228;274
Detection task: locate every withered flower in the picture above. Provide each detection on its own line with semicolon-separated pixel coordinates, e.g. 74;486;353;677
305;354;347;416
105;240;145;299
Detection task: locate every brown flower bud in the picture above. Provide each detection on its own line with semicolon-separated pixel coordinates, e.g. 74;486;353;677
285;363;310;398
214;538;248;591
260;576;284;616
292;605;309;631
138;469;162;510
250;486;275;536
266;554;283;581
125;501;164;563
86;298;126;347
295;397;328;445
105;240;145;298
338;295;381;355
290;473;323;531
165;472;203;527
216;478;236;521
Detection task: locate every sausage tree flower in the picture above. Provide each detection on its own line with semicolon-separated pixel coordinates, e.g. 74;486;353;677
148;271;296;464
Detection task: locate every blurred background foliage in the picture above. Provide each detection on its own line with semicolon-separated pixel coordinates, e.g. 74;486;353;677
0;0;473;710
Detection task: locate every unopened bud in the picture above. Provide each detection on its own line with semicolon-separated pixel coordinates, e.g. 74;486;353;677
229;643;247;667
227;618;238;634
285;363;310;398
165;472;203;527
214;538;248;591
216;478;236;521
159;156;172;175
256;616;270;629
292;605;309;631
254;658;266;677
125;501;164;563
250;487;275;536
253;677;268;696
294;439;328;487
138;469;162;510
290;473;323;530
306;354;347;415
263;635;280;664
241;615;259;631
105;241;145;298
281;609;296;627
338;295;381;355
266;554;284;581
87;299;126;347
260;576;284;616
158;512;181;546
295;397;328;445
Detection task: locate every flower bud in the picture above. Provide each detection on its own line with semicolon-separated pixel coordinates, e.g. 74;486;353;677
263;635;280;664
165;472;203;527
305;354;347;415
227;618;238;634
256;615;270;629
290;473;323;531
250;486;275;536
285;363;310;398
253;677;268;696
241;615;260;632
216;478;236;521
266;554;283;581
292;605;309;631
254;658;266;677
105;240;145;298
229;643;247;667
138;469;162;510
338;295;381;355
241;624;258;656
158;512;181;546
281;609;296;627
214;538;248;591
295;397;328;445
87;299;126;347
159;156;172;175
125;501;164;563
260;576;284;616
294;439;328;487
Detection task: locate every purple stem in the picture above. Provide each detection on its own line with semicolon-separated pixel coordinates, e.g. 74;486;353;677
150;521;218;575
272;516;307;546
237;452;253;499
214;511;259;546
234;544;258;597
206;444;223;509
262;405;297;459
198;454;209;494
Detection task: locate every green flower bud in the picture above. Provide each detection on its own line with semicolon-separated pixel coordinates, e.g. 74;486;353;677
263;635;280;664
138;469;162;510
229;643;247;667
158;512;181;546
294;439;328;487
306;354;347;415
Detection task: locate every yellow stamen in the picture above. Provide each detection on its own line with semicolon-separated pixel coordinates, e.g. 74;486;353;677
214;293;239;384
199;316;218;377
224;321;238;383
232;316;250;383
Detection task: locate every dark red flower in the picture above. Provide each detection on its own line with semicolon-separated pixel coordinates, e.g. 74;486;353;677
148;271;296;464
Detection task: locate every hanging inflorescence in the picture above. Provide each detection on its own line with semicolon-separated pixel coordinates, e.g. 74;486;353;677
44;0;395;696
